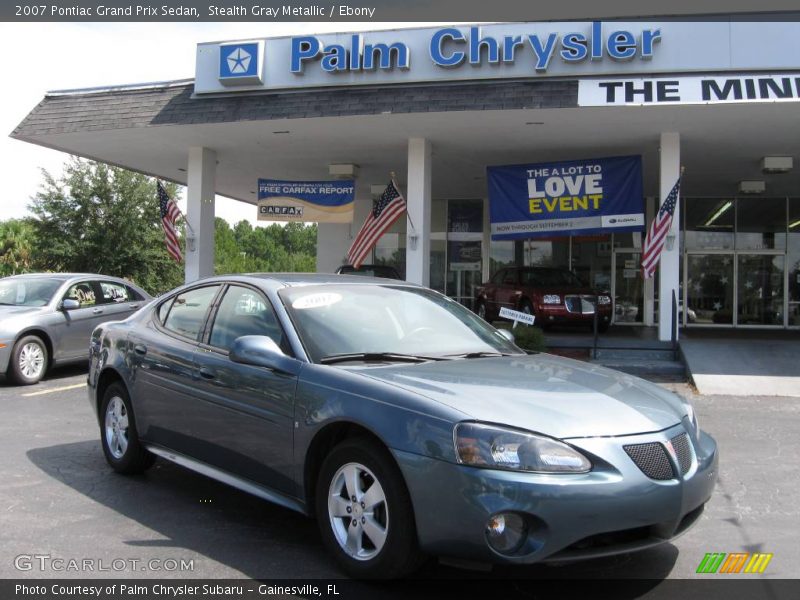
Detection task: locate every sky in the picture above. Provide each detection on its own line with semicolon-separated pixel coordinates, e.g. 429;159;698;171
0;22;439;226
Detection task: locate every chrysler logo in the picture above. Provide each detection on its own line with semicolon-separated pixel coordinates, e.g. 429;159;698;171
226;47;252;74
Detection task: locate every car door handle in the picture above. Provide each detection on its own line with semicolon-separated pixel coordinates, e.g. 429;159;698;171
198;367;216;380
128;304;140;309
133;344;147;356
92;308;104;314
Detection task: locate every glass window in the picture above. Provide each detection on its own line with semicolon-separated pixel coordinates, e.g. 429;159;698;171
571;235;611;291
789;199;800;326
489;240;515;274
374;233;406;279
157;298;173;324
491;270;506;285
64;281;98;307
209;286;284;351
502;270;518;285
738;255;785;326
737;197;786;251
162;286;220;341
684;198;734;250
279;284;520;363
0;277;62;307
521;268;584;288
97;281;132;304
686;255;734;324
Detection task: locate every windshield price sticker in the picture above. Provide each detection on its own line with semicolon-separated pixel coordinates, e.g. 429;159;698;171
292;292;342;310
499;307;535;328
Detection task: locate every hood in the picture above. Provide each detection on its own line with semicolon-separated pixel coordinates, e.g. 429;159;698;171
0;305;46;318
354;354;686;439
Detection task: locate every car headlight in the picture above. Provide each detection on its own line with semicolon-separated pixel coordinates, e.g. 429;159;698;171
454;422;591;473
543;294;561;304
597;295;611;305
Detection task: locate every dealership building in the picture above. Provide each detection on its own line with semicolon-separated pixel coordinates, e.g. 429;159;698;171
11;20;800;340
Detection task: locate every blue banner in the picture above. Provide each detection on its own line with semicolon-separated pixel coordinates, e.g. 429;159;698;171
257;178;355;223
487;155;643;240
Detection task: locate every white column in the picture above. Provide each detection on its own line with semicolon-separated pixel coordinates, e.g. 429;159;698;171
185;146;216;283
406;138;432;286
658;132;680;341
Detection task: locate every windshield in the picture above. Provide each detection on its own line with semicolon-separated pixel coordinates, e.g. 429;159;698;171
279;284;521;363
0;277;63;307
521;268;585;288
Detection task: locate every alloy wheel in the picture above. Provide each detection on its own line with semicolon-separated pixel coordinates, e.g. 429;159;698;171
19;343;45;379
327;462;389;561
104;396;129;459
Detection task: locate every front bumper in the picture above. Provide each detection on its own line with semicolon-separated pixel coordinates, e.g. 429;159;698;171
394;422;718;564
538;304;613;326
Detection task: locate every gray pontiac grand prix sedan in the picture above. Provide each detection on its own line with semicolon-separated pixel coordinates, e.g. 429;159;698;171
0;273;149;384
87;274;718;578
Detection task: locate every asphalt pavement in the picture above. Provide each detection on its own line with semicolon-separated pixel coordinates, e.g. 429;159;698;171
1;365;798;582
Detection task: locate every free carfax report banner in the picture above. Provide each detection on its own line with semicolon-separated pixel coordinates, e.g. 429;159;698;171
488;155;644;240
257;179;354;223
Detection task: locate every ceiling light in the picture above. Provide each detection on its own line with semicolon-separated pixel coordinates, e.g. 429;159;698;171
272;130;290;134
525;121;545;125
738;180;766;194
329;164;359;179
789;218;800;230
761;156;793;174
704;201;732;227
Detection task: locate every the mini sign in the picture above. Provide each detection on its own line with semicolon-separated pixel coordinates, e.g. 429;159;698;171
257;178;355;223
499;307;536;328
579;73;800;106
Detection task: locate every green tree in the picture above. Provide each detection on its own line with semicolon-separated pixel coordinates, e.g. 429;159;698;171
0;219;36;276
28;157;183;294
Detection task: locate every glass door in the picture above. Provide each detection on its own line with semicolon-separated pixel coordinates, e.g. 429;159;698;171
612;250;644;324
737;254;785;326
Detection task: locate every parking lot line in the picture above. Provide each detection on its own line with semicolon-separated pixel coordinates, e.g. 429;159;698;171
21;383;86;397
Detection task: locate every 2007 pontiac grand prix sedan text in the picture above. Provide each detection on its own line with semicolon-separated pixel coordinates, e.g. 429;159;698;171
87;274;718;578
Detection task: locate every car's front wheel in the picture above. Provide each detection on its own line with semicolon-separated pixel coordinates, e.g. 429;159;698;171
100;382;155;474
316;438;422;579
10;334;48;385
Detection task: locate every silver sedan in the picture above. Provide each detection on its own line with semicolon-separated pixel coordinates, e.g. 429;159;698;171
0;273;150;384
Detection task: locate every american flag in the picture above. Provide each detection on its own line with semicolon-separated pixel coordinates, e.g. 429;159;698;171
158;181;183;263
641;175;681;279
347;179;407;269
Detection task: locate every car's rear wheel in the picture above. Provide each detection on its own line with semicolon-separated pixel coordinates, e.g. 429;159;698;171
316;438;422;579
100;382;155;474
10;335;48;385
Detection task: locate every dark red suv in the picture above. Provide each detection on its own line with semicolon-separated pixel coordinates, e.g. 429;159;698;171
475;267;612;332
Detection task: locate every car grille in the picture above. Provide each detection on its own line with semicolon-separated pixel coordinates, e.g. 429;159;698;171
565;295;596;314
671;432;693;475
624;433;694;480
624;442;674;480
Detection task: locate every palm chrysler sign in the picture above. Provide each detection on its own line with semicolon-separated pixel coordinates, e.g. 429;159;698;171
197;22;800;94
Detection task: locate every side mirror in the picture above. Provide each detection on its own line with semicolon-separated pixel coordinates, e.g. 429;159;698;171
496;329;515;344
61;299;80;311
229;335;301;376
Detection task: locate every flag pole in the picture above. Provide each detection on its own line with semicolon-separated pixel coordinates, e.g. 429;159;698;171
160;179;195;235
391;171;417;232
